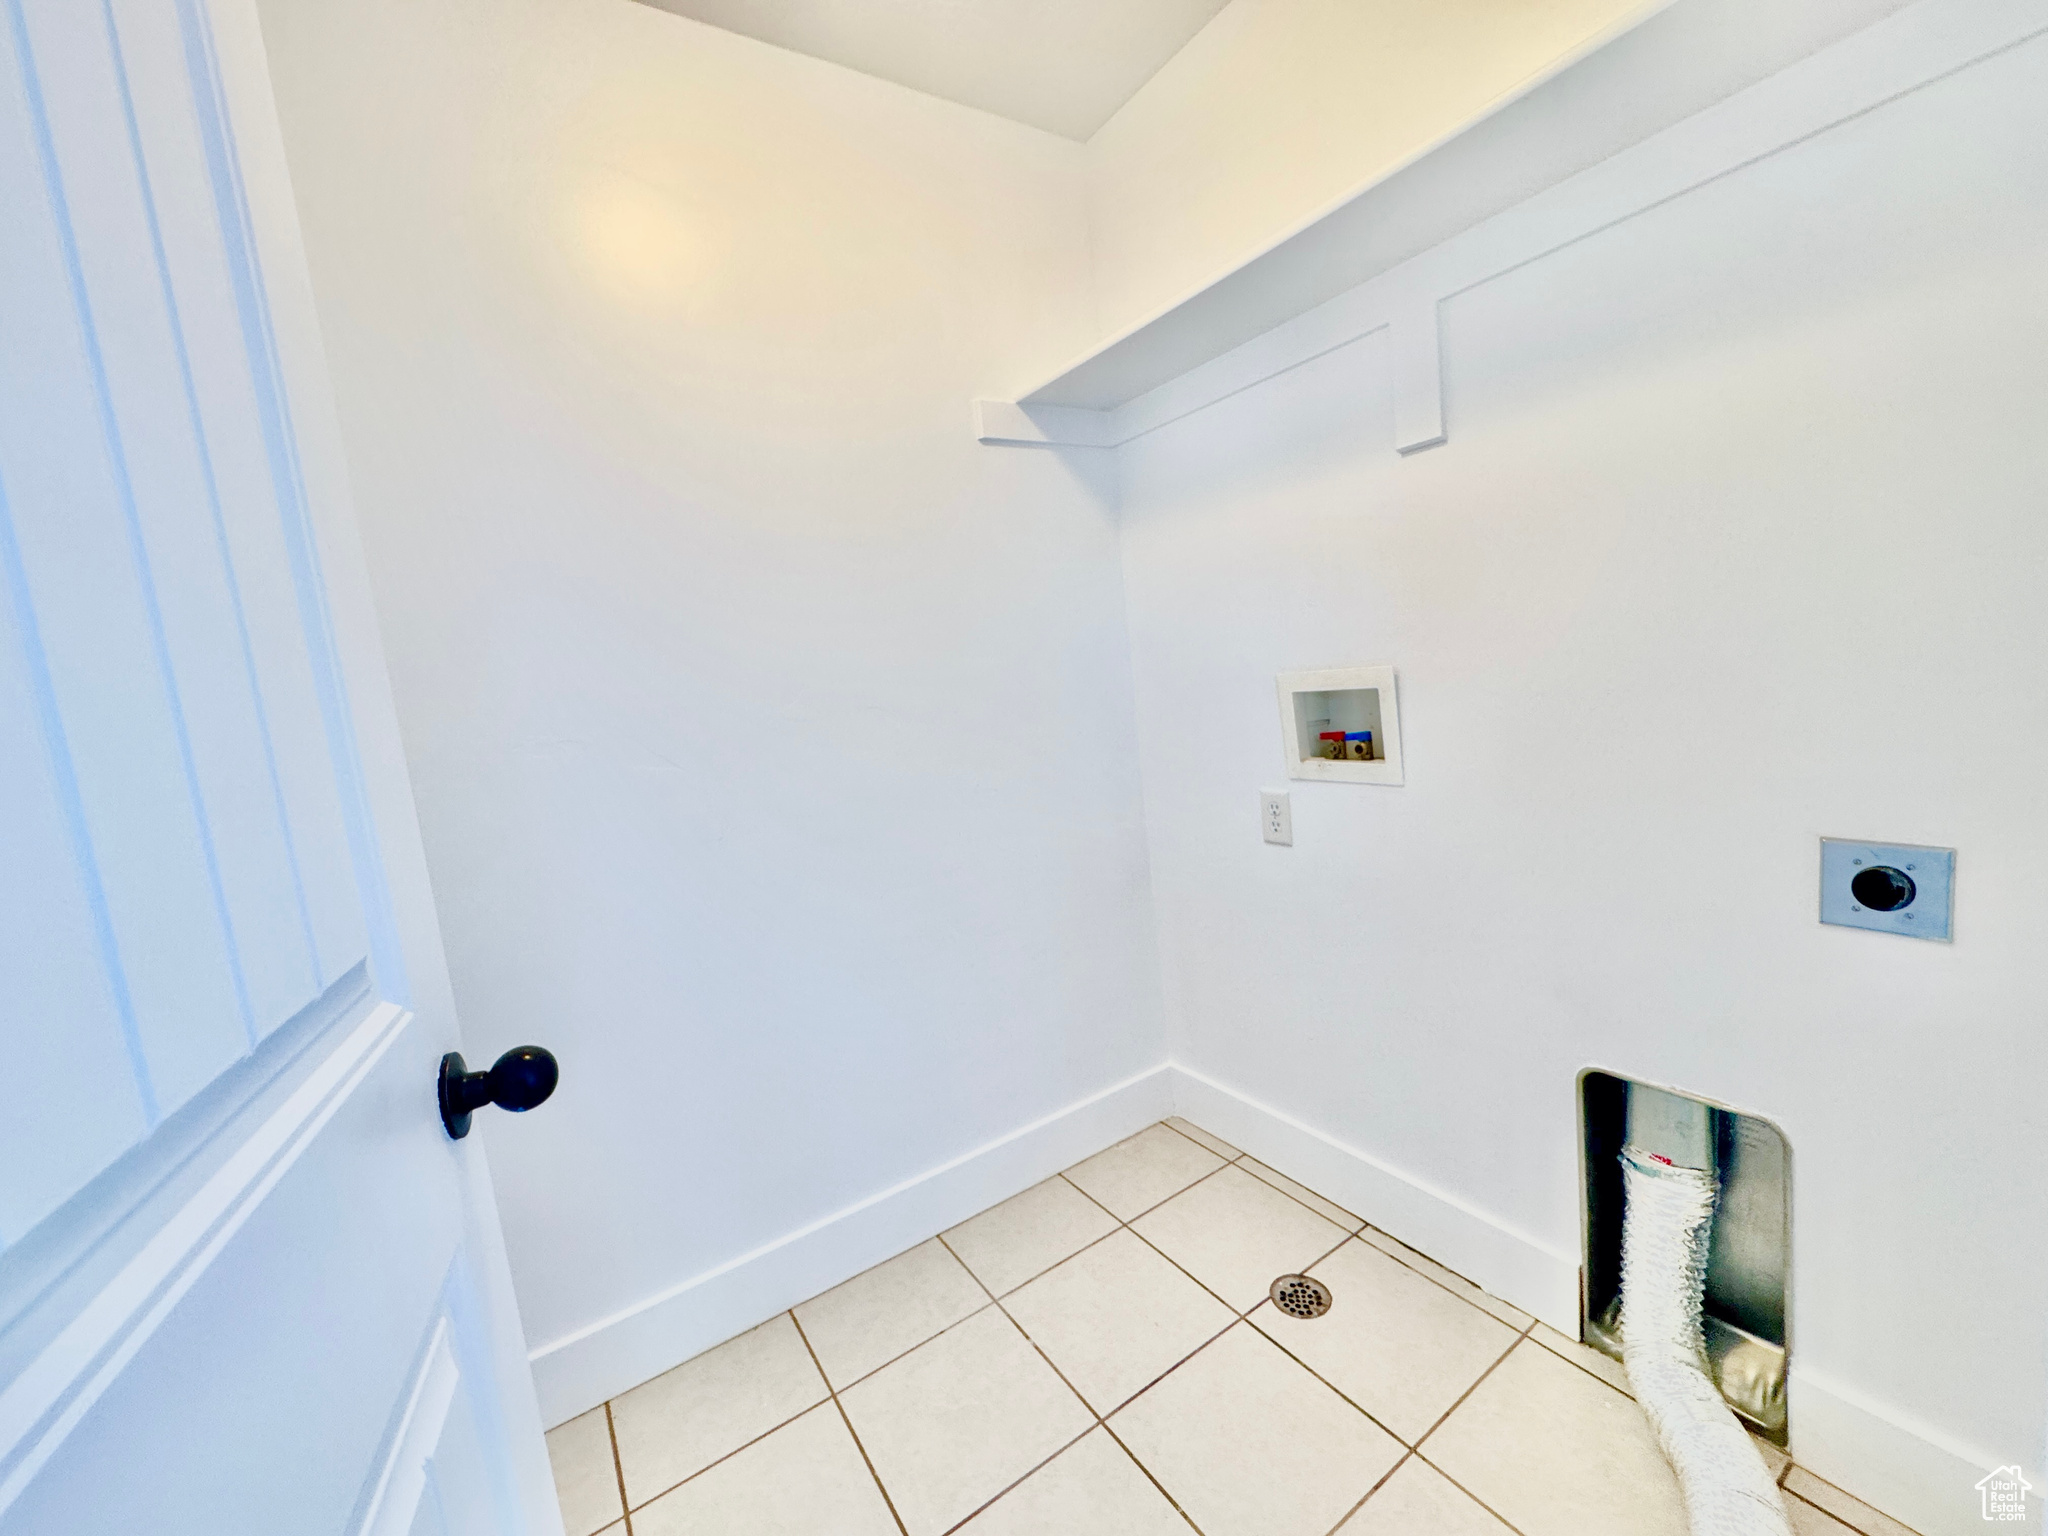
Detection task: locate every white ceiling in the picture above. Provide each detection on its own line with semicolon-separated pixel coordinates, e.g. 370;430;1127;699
634;0;1235;140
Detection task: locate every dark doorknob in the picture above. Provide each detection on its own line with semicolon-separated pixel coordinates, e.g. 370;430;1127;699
440;1047;558;1139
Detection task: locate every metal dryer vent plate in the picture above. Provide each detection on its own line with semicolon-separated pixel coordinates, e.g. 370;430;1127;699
1578;1070;1791;1445
1819;838;1954;940
1270;1274;1332;1319
1585;1302;1787;1437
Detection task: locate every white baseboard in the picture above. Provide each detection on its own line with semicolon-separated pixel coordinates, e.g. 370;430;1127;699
1166;1064;1583;1331
1793;1367;2038;1536
1166;1063;2029;1536
529;1063;1173;1427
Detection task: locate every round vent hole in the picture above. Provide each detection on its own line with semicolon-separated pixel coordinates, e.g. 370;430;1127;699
1269;1273;1332;1319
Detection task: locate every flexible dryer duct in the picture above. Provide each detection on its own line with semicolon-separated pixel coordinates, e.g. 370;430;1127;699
1621;1144;1791;1536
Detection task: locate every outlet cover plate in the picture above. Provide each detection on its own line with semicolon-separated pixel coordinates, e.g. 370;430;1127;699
1260;789;1293;846
1819;839;1953;941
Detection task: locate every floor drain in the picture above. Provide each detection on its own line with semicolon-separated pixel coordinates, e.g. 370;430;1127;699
1270;1273;1332;1319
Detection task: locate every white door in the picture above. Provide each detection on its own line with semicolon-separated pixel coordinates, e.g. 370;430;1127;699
0;0;562;1532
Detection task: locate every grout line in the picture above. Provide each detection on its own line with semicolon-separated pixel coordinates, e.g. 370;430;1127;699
1361;1227;1488;1289
937;1231;1002;1307
1412;1320;1538;1453
1158;1118;1244;1163
1243;1308;1413;1450
1056;1164;1271;1325
1232;1225;1444;1449
1518;1322;1798;1496
1062;1143;1411;1396
951;1167;1445;1420
626;1273;1096;1536
812;1159;1318;1402
1521;1322;1638;1403
843;1212;1315;1536
930;1235;1104;1534
1120;1218;1253;1316
1005;1174;1251;1416
1072;1153;1242;1227
1025;1336;1217;1531
1059;1158;1433;1457
700;1151;1393;1532
791;1311;911;1536
1317;1447;1413;1536
985;1216;1131;1303
1070;1142;1490;1332
1020;1230;1240;1419
1450;1315;1807;1516
1783;1475;1926;1536
1235;1154;1369;1232
1056;1168;1122;1217
615;1310;872;1517
1399;1335;1541;1536
1100;1418;1210;1534
1784;1486;1911;1536
1397;1334;1544;1536
1301;1226;1362;1277
1413;1449;1538;1536
618;1395;832;1515
1354;1226;1533;1330
1515;1327;1687;1417
1095;1314;1243;1419
938;1227;1215;1535
934;1421;1100;1536
819;1290;1002;1396
941;1236;1121;1442
603;1400;633;1536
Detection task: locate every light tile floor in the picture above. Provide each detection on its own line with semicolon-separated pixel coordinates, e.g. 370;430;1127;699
547;1119;1920;1536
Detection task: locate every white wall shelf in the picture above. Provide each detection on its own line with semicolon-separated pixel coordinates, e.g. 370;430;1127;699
973;0;1983;455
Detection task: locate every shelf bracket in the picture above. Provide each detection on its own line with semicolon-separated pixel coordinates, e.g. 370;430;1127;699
973;399;1117;449
1392;299;1446;455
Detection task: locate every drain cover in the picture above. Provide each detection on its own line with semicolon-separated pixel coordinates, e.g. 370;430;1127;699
1269;1273;1332;1319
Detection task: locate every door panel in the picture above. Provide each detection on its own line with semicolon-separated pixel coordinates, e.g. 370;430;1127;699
0;549;147;1242
6;1018;527;1536
369;1297;518;1536
0;0;557;1528
0;0;367;1171
2;1009;456;1533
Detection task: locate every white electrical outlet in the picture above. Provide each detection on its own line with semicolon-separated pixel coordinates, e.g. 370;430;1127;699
1260;789;1292;846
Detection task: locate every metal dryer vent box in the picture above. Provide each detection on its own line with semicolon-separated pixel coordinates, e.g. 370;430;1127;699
1578;1071;1791;1445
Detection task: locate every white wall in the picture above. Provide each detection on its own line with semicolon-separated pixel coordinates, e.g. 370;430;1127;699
1116;20;2048;1516
1081;0;1655;341
252;0;1166;1420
